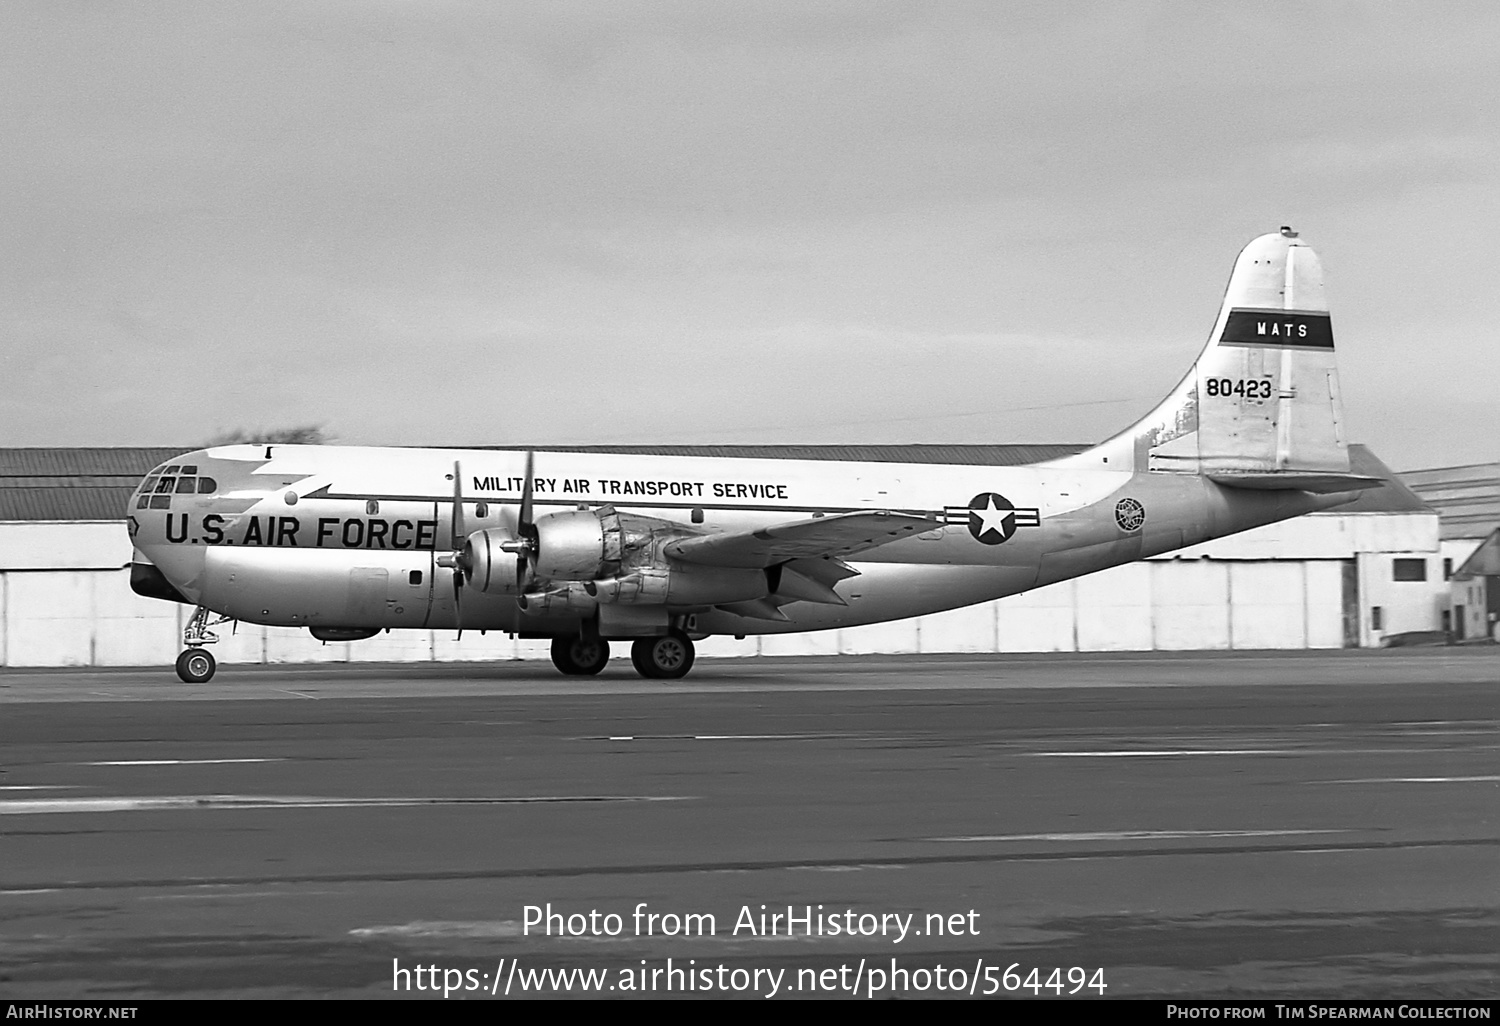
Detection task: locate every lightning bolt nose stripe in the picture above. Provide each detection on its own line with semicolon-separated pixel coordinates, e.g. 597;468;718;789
940;492;1041;545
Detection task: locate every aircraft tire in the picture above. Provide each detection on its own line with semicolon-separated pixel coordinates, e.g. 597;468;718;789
550;636;609;676
630;631;695;680
175;648;216;684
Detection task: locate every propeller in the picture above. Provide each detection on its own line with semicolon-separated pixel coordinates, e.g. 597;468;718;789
499;450;539;605
435;461;468;636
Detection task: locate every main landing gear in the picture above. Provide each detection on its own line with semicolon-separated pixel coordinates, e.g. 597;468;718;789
630;630;696;680
550;636;610;676
175;606;229;683
549;630;697;679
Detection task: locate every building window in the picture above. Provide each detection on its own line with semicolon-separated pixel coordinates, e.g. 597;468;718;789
1392;558;1427;582
1443;558;1453;581
1371;606;1383;631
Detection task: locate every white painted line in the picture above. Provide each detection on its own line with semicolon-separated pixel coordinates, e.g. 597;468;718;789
927;829;1351;843
0;785;75;791
1325;775;1500;784
351;920;526;939
0;794;694;815
592;733;839;742
277;690;317;700
81;759;287;766
0;888;60;895
1029;749;1288;757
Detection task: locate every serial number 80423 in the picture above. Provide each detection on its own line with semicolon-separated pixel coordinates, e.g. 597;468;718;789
1205;377;1273;399
1002;965;1106;995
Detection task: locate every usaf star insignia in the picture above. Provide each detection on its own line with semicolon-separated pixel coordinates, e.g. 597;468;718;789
942;492;1041;545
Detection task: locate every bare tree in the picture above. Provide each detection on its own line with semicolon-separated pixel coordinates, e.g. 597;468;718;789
207;425;331;445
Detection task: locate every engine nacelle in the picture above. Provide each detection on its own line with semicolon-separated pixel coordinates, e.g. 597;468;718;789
463;510;612;592
591;563;769;606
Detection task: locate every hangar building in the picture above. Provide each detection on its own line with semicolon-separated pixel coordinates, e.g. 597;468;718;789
1401;461;1500;641
0;445;1441;668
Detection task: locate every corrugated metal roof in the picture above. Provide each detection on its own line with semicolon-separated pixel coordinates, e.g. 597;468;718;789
0;487;138;522
0;443;1428;521
1397;461;1500;540
0;447;184;477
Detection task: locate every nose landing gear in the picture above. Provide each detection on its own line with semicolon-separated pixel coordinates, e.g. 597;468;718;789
176;606;230;683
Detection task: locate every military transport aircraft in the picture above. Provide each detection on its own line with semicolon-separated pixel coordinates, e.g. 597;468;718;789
128;228;1377;682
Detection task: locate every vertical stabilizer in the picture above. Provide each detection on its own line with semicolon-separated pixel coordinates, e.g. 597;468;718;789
1062;228;1369;489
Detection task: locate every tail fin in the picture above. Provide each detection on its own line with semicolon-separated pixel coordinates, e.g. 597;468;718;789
1066;228;1377;492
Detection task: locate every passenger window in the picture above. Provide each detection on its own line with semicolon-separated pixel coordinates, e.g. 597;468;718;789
197;477;217;494
156;478;176;493
175;477;197;493
409;570;423;585
366;499;380;515
475;503;488;518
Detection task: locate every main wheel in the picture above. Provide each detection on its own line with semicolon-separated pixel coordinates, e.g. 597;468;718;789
550;636;610;676
629;631;695;680
175;648;216;684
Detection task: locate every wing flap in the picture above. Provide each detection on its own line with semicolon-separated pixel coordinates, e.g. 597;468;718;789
667;511;935;568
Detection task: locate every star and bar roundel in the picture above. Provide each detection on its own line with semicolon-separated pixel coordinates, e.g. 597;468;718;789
941;492;1041;545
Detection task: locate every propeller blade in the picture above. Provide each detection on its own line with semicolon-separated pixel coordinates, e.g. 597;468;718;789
516;450;537;593
517;450;534;530
450;460;466;547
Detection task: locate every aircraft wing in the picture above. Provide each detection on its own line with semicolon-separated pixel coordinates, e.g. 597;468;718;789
666;511;936;569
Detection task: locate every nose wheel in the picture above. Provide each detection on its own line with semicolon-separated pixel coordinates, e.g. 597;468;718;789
630;630;695;679
175;605;229;683
175;648;217;683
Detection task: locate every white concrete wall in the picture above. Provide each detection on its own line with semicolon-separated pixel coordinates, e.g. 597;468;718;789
0;508;1439;667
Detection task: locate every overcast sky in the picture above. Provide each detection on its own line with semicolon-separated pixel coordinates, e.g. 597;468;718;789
3;1;1496;470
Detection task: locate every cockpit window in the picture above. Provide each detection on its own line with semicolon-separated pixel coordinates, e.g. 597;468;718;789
165;465;181;473
197;477;217;494
181;465;198;474
174;477;197;494
141;476;159;493
155;478;176;493
149;494;172;509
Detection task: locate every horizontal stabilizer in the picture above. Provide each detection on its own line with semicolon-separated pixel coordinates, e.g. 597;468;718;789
668;511;935;568
1206;471;1384;494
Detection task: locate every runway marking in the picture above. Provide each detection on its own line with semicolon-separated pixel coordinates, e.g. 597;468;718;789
351;920;525;939
0;888;60;895
926;829;1352;843
1029;749;1288;757
0;794;694;815
277;690;318;700
1325;775;1500;784
597;733;841;742
81;759;288;766
0;785;75;790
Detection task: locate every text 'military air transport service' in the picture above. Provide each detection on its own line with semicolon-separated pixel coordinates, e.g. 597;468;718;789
127;229;1379;682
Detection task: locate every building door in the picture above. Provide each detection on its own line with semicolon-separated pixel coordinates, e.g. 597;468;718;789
1454;605;1465;641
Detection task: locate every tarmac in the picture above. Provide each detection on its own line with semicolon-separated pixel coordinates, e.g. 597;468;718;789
1;649;1496;999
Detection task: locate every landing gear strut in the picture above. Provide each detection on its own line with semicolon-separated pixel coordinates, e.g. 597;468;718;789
176;606;229;683
630;630;695;680
550;636;610;676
